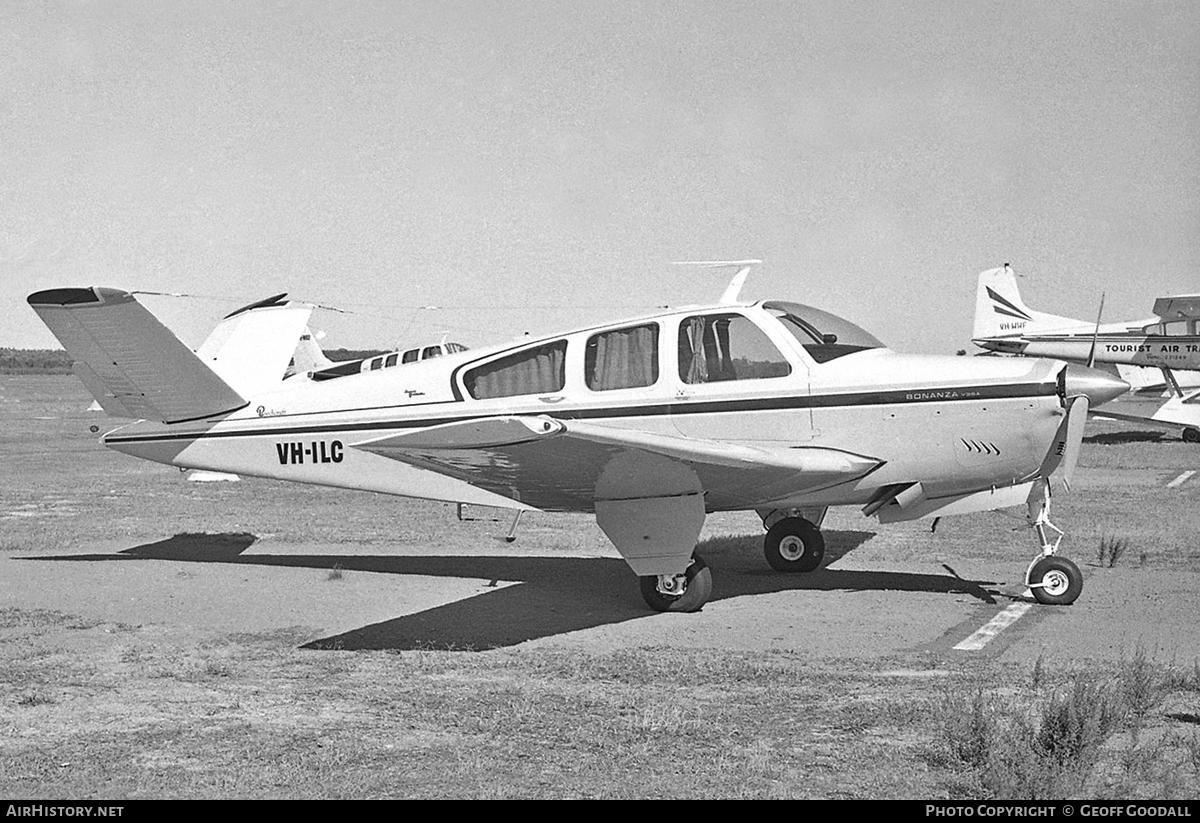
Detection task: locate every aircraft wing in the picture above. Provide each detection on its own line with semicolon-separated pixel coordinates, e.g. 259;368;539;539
351;415;883;512
1153;294;1200;321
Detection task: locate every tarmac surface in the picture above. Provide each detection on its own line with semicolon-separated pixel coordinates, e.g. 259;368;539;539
4;528;1197;664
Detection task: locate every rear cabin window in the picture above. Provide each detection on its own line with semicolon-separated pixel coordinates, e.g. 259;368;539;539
465;340;568;399
677;313;791;384
586;324;659;391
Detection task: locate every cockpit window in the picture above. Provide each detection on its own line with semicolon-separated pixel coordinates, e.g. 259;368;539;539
1142;320;1193;337
763;301;884;363
678;313;791;383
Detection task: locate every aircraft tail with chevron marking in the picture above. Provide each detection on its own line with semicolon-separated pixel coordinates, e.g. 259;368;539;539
972;265;1088;341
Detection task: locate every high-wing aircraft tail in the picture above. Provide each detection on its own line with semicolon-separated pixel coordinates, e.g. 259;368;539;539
973;265;1085;340
27;287;247;424
290;326;334;375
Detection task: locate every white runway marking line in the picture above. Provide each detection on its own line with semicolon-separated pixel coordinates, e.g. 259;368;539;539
953;597;1035;651
1166;470;1196;489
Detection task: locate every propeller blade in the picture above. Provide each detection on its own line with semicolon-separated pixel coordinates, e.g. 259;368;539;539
1040;395;1090;490
1086;293;1106;369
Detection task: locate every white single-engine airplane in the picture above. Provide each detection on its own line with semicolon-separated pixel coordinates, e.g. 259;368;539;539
29;264;1129;612
973;264;1200;442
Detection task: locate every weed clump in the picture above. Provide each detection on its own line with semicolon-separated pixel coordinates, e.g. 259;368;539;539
930;649;1199;799
1096;535;1130;568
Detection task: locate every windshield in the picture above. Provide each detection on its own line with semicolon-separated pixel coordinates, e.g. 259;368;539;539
763;301;885;363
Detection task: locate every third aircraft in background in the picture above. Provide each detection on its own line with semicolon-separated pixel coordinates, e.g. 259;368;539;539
972;264;1200;443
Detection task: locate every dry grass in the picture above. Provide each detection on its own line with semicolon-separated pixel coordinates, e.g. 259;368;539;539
926;650;1200;800
4;623;1198;799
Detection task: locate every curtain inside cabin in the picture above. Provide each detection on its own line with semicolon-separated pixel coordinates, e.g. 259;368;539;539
586;325;658;391
466;341;567;399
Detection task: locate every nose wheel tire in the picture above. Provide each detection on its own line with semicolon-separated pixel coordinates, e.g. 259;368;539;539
1183;427;1199;444
1028;556;1082;606
639;553;713;613
763;517;825;573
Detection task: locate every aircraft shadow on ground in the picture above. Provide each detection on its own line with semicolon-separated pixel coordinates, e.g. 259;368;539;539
1084;429;1167;445
29;530;1002;651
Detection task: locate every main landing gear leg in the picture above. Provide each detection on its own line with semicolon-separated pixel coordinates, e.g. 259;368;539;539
639;554;713;613
759;508;827;573
1024;482;1082;606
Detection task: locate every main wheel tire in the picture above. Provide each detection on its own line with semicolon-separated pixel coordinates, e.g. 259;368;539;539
1029;556;1083;606
1183;427;1200;444
763;517;826;573
639;554;713;613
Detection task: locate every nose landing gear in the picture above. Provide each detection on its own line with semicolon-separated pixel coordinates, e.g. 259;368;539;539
1025;482;1083;605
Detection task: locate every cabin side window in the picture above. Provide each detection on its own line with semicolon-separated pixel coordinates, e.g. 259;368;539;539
465;340;568;399
585;324;659;391
677;313;791;384
422;346;443;360
401;349;419;364
385;354;398;367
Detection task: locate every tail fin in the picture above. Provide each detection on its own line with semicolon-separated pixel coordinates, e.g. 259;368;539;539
28;287;246;424
973;265;1085;340
195;294;321;395
289;327;334;375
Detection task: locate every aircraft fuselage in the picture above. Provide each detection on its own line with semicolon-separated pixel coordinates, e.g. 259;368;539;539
102;301;1089;519
975;333;1200;370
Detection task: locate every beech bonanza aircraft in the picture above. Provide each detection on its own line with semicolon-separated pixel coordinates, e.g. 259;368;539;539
973;264;1200;442
29;265;1129;612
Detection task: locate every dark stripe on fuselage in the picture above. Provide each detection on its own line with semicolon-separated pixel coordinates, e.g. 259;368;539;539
982;334;1200;343
103;381;1057;445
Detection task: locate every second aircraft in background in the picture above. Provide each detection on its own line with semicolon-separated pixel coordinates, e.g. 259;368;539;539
972;264;1200;443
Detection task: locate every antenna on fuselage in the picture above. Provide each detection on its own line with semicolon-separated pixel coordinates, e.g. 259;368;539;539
671;259;763;304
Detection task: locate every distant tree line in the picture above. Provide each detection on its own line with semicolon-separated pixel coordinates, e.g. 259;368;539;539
324;348;386;362
1;347;385;374
1;348;75;374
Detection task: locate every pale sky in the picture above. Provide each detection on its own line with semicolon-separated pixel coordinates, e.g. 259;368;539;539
3;1;1198;353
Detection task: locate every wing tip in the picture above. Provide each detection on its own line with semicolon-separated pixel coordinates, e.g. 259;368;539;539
28;287;133;307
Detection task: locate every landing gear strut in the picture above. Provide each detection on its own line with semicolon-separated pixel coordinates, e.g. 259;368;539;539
639;554;713;613
1025;482;1083;605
